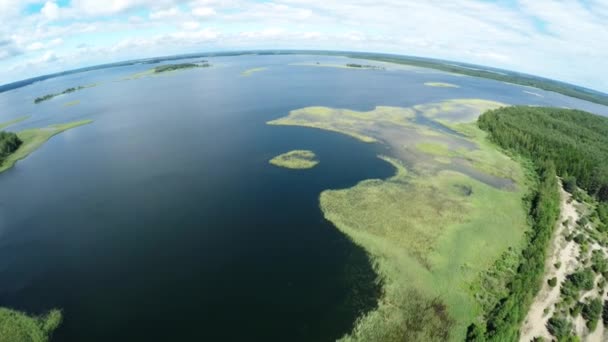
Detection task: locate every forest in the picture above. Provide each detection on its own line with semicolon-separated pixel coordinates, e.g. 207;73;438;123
468;106;608;340
0;131;22;166
478;106;608;200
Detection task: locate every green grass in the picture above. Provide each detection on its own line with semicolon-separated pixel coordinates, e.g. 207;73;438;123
0;116;30;130
0;308;62;342
241;67;268;76
269;150;319;169
424;82;460;88
0;120;93;173
268;101;531;341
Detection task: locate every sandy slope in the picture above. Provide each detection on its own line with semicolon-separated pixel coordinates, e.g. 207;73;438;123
520;186;608;341
520;187;580;341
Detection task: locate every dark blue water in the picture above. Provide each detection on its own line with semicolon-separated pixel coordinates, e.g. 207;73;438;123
1;55;607;341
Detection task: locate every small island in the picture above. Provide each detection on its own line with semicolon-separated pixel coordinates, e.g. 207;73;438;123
154;61;210;74
345;63;385;70
34;84;96;104
424;82;460;88
269;150;319;169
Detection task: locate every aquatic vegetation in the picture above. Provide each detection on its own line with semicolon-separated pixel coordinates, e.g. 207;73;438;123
63;100;80;107
267;106;417;143
269;101;531;340
34;84;96;104
241;67;267;76
321;153;528;341
424;82;460;88
0;308;62;342
415;142;451;156
269;150;319;169
0;115;30;130
414;99;505;123
0;119;93;173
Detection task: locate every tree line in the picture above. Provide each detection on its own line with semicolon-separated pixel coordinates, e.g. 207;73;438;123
0;131;22;166
464;105;608;340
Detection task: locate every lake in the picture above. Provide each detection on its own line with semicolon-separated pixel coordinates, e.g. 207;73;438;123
1;54;607;341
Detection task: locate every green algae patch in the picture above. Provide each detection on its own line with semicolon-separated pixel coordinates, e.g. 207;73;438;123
269;150;319;169
424;82;460;88
241;67;267;76
0;308;62;342
0;116;30;130
267;106;416;143
0;119;93;174
269;101;531;340
63;100;80;107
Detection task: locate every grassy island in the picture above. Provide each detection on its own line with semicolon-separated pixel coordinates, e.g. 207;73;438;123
154;62;210;73
34;84;96;104
124;62;211;80
269;150;319;169
0;308;62;342
425;82;460;88
269;99;531;340
0;119;93;174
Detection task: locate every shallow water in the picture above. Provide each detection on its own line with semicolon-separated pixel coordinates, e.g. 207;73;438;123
0;54;607;341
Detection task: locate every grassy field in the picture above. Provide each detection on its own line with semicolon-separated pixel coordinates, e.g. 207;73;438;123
0;120;93;174
269;150;319;169
0;308;62;342
424;82;460;88
241;67;268;76
268;100;531;340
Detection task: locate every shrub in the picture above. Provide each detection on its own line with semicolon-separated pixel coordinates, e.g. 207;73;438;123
548;277;558;287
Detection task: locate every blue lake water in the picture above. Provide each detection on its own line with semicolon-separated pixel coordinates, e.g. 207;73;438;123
1;55;607;341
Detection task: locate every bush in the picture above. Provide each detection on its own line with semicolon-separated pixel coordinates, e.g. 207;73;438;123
548;277;558;287
555;262;562;269
563;176;577;193
547;316;573;339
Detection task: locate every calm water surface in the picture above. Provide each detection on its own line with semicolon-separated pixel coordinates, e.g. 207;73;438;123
1;55;607;341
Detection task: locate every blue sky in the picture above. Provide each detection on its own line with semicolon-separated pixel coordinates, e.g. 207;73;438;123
1;0;607;92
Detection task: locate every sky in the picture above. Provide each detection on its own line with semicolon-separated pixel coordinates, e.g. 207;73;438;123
0;0;607;92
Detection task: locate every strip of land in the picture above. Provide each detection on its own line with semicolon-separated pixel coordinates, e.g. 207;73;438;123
0;119;93;174
241;67;267;76
34;84;96;104
425;82;460;88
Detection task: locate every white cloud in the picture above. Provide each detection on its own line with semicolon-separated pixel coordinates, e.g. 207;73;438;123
150;7;181;20
41;1;60;20
192;7;216;17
